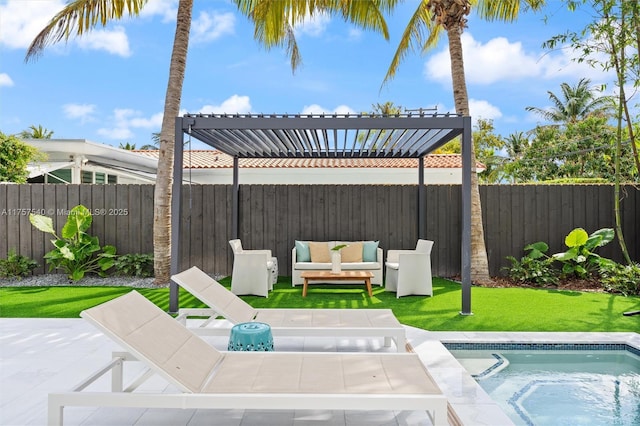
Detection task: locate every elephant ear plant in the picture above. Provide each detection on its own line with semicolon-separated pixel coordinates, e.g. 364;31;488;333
552;227;615;279
29;205;116;281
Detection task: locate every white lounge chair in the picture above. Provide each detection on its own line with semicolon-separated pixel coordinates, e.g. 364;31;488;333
229;239;278;297
48;291;448;426
172;266;407;351
385;239;434;298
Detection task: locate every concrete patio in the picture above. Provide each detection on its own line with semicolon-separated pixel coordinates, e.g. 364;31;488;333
1;317;638;425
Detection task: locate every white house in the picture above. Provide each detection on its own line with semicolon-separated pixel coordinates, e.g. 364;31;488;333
25;139;157;184
26;139;483;185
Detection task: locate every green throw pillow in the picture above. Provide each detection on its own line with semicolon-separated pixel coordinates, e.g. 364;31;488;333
362;241;379;262
295;240;311;262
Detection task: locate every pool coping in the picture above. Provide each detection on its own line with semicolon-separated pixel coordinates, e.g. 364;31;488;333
406;330;640;426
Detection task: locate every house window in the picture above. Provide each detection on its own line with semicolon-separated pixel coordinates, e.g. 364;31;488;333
81;171;93;183
108;175;118;184
48;169;72;184
95;173;105;184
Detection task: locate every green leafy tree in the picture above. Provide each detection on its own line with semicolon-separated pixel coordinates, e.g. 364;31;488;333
18;124;54;139
472;119;506;183
501;131;530;183
433;119;507;183
0;131;43;183
544;0;640;263
119;142;137;150
508;116;637;182
371;101;403;116
525;78;613;124
380;0;546;283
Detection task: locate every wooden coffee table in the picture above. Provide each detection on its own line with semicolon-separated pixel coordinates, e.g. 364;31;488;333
300;270;374;297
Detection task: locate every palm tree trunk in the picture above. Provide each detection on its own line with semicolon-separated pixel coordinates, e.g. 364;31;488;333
153;0;193;284
447;25;491;283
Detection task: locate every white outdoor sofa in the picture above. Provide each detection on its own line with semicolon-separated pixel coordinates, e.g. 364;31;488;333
47;291;448;426
291;240;383;286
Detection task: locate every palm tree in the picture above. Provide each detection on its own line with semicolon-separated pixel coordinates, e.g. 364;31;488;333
25;0;193;284
119;142;137;150
525;78;612;123
380;0;545;283
19;124;54;139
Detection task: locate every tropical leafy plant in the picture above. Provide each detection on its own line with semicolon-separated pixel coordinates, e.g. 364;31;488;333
29;205;116;280
503;242;559;286
113;253;154;278
0;249;38;279
599;262;640;296
551;227;615;279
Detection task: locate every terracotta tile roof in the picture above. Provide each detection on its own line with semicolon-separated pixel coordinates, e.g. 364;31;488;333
136;150;483;170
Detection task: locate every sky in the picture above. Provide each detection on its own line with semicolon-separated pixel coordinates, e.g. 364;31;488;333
0;0;615;149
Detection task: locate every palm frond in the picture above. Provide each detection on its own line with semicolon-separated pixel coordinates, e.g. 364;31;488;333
25;0;148;62
383;0;437;86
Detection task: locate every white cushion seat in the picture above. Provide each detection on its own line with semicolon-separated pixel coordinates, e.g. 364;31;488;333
294;261;380;270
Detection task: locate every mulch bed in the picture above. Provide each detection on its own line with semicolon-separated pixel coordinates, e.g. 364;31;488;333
449;276;606;293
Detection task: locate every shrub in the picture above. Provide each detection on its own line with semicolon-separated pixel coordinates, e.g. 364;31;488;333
113;253;154;277
503;242;559;286
599;262;640;296
29;205;116;281
552;227;614;279
0;249;38;279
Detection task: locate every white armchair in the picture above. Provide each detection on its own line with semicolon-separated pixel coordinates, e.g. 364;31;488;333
385;239;434;298
229;239;278;298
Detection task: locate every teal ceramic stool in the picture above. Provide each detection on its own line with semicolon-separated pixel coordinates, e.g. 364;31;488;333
228;322;274;351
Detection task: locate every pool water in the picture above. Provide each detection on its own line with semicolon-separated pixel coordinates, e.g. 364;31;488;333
449;349;640;426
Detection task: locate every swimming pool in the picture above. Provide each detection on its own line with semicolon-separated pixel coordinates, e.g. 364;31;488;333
446;343;640;426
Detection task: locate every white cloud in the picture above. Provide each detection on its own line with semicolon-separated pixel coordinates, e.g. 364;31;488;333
469;99;502;121
425;33;540;85
76;26;131;57
424;32;612;87
138;0;178;22
197;95;252;114
191;11;235;43
301;104;356;115
0;0;130;56
538;43;611;83
293;12;331;37
0;73;14;87
97;126;134;140
0;0;66;49
130;112;163;128
63;103;96;123
347;28;363;41
97;108;162;140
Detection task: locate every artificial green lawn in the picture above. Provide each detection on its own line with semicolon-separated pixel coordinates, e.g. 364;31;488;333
1;277;639;332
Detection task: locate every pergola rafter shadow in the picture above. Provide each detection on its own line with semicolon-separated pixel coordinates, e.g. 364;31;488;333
169;113;472;315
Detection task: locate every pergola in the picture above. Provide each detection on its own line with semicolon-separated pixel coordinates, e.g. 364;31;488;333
169;112;473;315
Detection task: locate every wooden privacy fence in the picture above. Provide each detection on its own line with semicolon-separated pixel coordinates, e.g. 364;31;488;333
1;184;638;278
